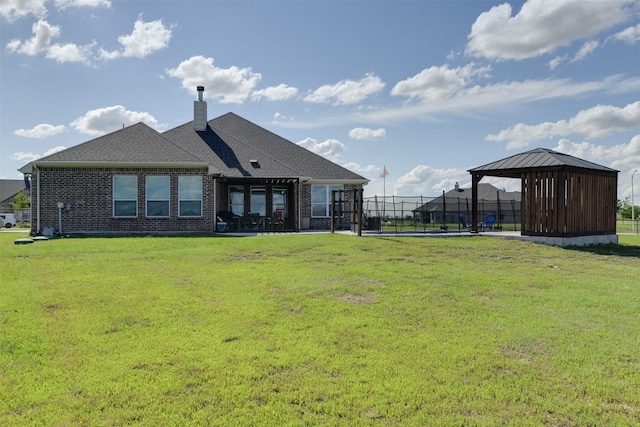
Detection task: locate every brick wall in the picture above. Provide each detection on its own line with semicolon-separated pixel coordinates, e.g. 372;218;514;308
300;183;362;230
31;167;213;234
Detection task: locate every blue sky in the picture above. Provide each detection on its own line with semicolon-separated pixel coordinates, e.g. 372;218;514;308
1;0;639;199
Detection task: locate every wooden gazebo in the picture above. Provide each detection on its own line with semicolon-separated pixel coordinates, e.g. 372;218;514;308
468;148;618;240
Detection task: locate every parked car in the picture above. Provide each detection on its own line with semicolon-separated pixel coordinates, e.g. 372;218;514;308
0;213;17;228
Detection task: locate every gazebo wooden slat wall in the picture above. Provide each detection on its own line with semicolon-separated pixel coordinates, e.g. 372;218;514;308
522;170;617;236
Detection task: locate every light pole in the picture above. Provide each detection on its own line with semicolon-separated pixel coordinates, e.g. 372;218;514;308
633;169;638;234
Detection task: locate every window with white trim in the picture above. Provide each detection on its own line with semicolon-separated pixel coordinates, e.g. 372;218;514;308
113;175;137;217
146;176;170;217
311;185;343;217
178;176;202;217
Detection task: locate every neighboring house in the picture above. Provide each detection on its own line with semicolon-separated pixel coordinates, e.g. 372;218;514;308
19;86;369;235
0;179;28;210
414;183;521;225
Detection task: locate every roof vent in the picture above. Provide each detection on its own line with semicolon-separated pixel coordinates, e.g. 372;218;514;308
194;86;207;131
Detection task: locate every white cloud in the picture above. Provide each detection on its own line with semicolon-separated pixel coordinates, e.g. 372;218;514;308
446;50;459;61
54;0;111;9
167;55;261;104
466;0;632;60
46;41;95;64
6;20;60;56
554;136;640;171
341;162;379;177
297;137;345;161
394;165;469;196
554;136;640;197
5;19;93;64
348;127;386;140
570;40;599;63
0;0;47;21
70;105;159;135
99;17;172;60
10;146;67;162
273;112;295;122
303;73;385;105
391;63;491;101
609;23;640;45
486;101;640;149
355;74;629;126
251;84;298;102
15;124;67;139
548;55;567;70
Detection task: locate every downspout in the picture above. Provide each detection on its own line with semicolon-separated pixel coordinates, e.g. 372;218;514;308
213;176;217;231
298;180;302;230
36;165;41;233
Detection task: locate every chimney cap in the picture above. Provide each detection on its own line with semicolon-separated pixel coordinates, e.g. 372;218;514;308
197;86;204;91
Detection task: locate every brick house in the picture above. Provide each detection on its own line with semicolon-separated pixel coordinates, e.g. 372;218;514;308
19;87;368;235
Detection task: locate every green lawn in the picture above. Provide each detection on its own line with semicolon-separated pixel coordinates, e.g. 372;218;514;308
1;232;639;426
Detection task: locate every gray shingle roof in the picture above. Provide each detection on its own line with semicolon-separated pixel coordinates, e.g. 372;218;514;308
1;179;27;204
469;148;618;177
162;112;367;181
414;183;520;211
36;123;203;164
446;183;521;201
25;113;367;182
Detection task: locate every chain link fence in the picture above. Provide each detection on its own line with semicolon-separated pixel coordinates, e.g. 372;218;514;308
362;195;521;233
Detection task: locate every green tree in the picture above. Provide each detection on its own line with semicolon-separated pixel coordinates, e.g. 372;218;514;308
10;191;29;209
617;197;639;219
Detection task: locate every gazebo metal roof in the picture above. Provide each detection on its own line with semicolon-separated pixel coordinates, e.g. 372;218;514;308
469;148;618;178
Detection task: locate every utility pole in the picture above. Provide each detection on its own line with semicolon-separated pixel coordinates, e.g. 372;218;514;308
632;169;637;234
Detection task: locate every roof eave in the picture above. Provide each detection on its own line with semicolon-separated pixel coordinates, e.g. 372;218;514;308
468;164;618;177
20;160;213;171
301;178;370;185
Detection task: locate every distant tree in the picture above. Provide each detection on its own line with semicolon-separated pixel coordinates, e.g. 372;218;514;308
617;197;639;219
10;191;29;209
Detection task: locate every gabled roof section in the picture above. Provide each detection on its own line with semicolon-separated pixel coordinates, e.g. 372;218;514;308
0;179;27;203
162;112;368;181
34;123;204;165
469;148;618;177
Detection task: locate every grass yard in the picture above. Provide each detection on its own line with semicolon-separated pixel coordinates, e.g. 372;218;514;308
1;232;639;426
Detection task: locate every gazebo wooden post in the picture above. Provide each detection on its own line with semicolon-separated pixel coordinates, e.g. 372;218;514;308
471;173;482;233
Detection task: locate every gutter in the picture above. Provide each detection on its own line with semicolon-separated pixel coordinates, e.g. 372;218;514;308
20;160;216;170
36;165;40;233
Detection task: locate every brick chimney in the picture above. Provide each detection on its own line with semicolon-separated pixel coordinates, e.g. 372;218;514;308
194;86;207;131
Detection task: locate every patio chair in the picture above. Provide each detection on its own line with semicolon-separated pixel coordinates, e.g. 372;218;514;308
480;214;496;231
248;213;261;230
271;209;285;231
459;214;471;231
